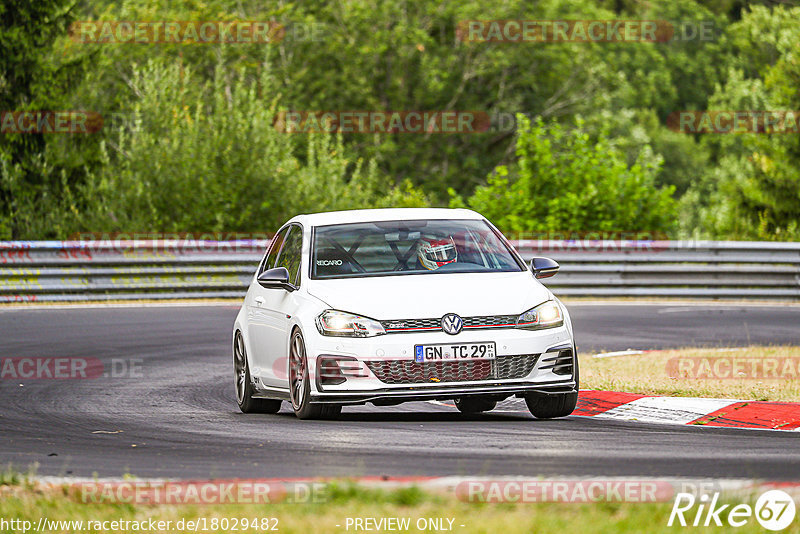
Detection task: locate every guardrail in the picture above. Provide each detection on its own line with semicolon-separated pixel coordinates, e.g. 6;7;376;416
514;240;800;299
1;239;799;302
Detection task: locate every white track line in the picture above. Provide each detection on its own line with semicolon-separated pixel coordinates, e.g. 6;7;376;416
591;350;646;359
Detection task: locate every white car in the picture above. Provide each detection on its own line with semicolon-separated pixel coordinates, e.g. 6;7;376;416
232;208;578;420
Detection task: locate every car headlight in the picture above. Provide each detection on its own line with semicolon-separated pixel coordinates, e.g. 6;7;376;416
315;310;386;337
516;301;564;330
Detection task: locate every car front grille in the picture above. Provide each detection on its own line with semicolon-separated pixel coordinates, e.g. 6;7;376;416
380;314;518;333
463;315;518;329
365;354;539;385
381;318;441;331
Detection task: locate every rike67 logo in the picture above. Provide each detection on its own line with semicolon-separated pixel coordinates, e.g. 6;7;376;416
668;490;796;531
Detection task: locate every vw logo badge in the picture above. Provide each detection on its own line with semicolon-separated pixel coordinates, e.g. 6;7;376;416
441;313;463;335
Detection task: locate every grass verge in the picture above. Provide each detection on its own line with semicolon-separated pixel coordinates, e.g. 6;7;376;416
582;345;800;402
0;480;794;534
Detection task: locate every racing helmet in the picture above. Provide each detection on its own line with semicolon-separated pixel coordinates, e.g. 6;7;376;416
417;235;458;270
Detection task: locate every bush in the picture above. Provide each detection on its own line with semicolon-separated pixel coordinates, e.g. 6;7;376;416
73;55;428;234
456;115;677;236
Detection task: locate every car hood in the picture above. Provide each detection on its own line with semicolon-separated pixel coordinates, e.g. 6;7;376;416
306;271;551;319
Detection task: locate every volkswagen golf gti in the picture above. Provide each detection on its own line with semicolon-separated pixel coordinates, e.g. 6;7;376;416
232;208;578;420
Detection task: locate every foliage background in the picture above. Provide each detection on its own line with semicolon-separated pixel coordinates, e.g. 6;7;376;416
1;0;798;239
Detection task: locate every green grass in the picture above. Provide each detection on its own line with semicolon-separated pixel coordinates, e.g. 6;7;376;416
1;479;797;533
582;345;800;402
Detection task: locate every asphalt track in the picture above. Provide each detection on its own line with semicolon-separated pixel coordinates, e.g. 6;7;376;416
1;303;799;480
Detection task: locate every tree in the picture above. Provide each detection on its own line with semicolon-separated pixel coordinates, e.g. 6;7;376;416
0;0;87;238
682;5;800;239
75;57;428;234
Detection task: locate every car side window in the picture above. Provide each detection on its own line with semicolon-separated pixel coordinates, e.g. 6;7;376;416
274;225;303;286
260;227;290;274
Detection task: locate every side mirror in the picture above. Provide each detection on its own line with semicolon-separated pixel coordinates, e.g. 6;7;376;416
530;257;559;279
257;267;296;291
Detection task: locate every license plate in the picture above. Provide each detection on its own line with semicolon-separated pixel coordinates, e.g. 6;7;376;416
414;342;496;363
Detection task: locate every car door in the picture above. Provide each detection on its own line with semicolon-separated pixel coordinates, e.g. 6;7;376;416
247;224;303;388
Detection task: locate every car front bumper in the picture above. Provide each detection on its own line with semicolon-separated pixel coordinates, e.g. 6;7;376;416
305;325;577;405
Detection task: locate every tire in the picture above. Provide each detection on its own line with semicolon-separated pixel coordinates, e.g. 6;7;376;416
454;396;497;414
525;345;579;419
234;331;282;414
524;391;578;419
289;330;342;420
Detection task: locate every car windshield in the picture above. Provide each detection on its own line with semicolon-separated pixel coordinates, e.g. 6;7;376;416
311;219;524;279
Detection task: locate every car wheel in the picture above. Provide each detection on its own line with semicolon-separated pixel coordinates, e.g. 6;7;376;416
234;331;282;414
289;330;342;420
454;397;497;414
524;391;578;419
525;347;579;419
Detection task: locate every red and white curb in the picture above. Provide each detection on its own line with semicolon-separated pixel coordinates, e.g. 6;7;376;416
575;390;800;431
432;390;800;431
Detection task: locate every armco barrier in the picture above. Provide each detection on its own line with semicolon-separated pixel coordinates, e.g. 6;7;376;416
514;239;800;299
0;240;264;302
0;239;799;302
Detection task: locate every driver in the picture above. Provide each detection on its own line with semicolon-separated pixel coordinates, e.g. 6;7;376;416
417;235;458;270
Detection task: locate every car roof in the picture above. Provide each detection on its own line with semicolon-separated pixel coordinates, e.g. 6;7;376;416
287;208;485;227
